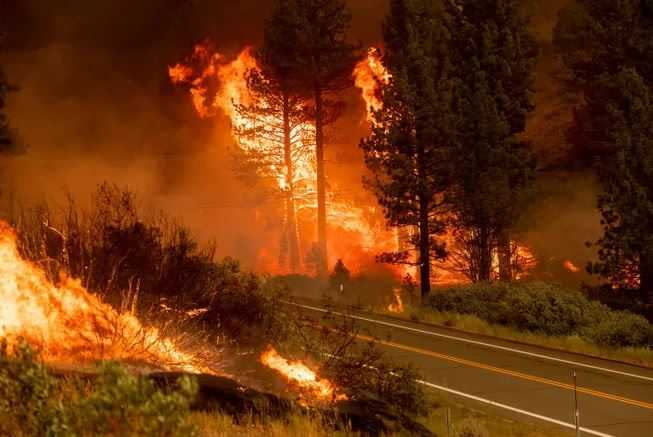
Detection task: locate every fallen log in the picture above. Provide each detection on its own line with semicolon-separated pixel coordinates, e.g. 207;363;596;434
150;372;434;437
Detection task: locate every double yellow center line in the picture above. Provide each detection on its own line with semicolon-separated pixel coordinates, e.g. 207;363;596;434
356;333;653;411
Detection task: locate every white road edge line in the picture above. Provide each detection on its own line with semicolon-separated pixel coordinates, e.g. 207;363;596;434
417;379;615;437
286;301;653;383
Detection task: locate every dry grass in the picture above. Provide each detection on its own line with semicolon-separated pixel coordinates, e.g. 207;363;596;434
190;391;572;437
191;412;359;437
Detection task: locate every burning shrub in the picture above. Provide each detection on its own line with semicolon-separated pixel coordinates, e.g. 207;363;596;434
0;341;198;437
7;183;286;347
283;310;427;418
426;282;653;348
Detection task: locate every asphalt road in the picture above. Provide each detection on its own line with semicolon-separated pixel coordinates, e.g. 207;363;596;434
288;300;653;437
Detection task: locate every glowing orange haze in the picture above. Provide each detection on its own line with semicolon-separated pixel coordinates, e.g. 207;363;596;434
260;346;347;402
170;44;401;276
387;287;404;313
564;260;581;273
170;45;536;282
0;221;205;373
354;47;391;123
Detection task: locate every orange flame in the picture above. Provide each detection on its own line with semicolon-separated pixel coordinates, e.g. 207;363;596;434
564;260;580;273
353;48;391;123
0;221;206;373
387;287;404;313
260;346;346;402
170;44;401;275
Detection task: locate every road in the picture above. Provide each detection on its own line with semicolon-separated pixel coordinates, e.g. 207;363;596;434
288;300;653;437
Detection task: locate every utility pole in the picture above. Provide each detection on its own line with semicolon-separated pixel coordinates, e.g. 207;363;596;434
573;370;580;437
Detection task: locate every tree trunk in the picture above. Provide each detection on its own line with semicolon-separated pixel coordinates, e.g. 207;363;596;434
283;94;300;273
478;226;492;282
314;84;328;276
497;230;512;282
418;194;431;299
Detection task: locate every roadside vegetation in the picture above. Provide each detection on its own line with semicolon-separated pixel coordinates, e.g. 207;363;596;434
379;281;653;367
0;340;570;437
0;341;198;437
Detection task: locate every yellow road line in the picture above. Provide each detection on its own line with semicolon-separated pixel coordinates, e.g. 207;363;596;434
356;334;653;411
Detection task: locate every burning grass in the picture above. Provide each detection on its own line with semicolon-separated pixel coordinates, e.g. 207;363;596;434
259;346;347;403
0;219;217;373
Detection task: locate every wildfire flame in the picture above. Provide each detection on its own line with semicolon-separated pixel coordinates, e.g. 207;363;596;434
353;47;391;123
260;346;346;402
170;45;535;282
0;221;206;373
387;287;404;313
170;44;400;275
564;260;581;273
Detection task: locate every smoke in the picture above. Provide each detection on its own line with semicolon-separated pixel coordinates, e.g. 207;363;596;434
0;0;604;282
0;0;389;271
520;171;602;288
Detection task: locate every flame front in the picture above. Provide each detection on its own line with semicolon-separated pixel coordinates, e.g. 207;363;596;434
170;45;536;282
0;221;204;373
564;260;580;273
353;47;391;123
387;287;404;313
260;346;346;402
170;44;400;275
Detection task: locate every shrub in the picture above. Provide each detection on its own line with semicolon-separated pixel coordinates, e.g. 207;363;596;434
426;282;653;348
70;362;198;436
285;312;427;418
0;341;57;436
9;183;286;347
0;341;198;437
584;311;653;348
195;259;288;345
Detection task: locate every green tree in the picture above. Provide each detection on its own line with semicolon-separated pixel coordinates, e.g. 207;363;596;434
281;0;360;276
554;0;653;159
361;0;454;298
554;0;653;88
587;69;653;302
446;0;537;282
235;3;314;273
554;1;653;301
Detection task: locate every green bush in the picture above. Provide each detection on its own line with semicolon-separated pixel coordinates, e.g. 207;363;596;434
0;341;198;437
426;282;653;348
584;311;653;348
0;341;57;436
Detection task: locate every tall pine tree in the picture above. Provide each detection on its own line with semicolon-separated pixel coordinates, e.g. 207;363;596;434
555;0;653;301
281;0;360;276
361;0;454;298
446;0;537;282
235;3;313;273
587;70;653;302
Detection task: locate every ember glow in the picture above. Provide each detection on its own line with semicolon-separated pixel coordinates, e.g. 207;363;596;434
170;44;401;275
564;260;581;273
0;221;205;373
353;47;391;123
387;287;404;313
260;346;346;402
